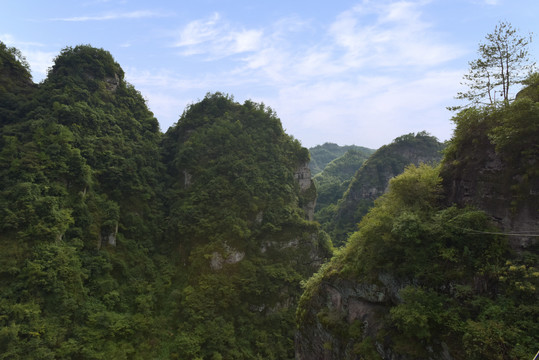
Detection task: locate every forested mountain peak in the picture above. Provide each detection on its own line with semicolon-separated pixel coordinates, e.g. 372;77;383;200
47;45;124;90
157;92;331;358
309;142;375;176
0;45;328;358
325;131;444;246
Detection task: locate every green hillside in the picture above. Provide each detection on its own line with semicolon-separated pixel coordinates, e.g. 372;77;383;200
296;76;539;360
0;43;329;359
325;132;444;246
309;143;375;176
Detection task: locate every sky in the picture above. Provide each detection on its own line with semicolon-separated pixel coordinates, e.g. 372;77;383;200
2;0;538;149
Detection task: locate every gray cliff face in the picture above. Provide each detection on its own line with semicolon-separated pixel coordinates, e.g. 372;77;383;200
295;274;415;360
443;144;539;252
296;161;317;221
296;273;455;360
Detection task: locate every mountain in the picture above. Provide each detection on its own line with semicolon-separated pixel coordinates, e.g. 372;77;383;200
0;44;330;359
0;42;35;125
0;44;166;359
327;132;445;246
309;143;375;176
159;92;331;359
295;79;539;359
2;41;537;360
313;150;371;233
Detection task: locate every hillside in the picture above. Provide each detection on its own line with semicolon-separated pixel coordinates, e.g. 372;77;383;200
1;40;537;360
309;143;375;176
0;44;330;359
159;92;331;359
325;132;444;246
295;78;539;359
313;149;372;222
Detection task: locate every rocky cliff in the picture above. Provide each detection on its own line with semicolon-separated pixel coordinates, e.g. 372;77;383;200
441;122;539;252
295;89;539;359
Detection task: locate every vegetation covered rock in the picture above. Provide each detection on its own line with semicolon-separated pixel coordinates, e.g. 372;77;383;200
295;77;539;360
0;44;329;359
326;132;444;246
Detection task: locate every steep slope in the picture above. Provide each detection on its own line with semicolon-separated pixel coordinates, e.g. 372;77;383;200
295;79;539;359
329;132;444;246
314;149;371;229
0;42;35;125
0;45;168;358
160;93;331;359
0;42;332;358
309;143;375;176
441;83;539;252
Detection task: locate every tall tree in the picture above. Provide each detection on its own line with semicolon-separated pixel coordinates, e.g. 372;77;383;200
453;21;535;109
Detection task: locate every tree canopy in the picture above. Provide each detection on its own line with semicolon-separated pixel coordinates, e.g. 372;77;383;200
453;21;535;109
0;44;328;359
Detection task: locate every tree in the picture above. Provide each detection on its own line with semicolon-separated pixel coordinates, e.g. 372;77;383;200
453;21;535;109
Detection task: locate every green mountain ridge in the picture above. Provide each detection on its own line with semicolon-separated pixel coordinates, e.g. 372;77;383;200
295;84;539;359
322;132;445;246
1;42;537;360
0;44;329;359
309;143;375;176
313;149;372;218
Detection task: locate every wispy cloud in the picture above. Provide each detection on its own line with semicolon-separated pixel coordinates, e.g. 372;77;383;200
172;1;462;81
149;1;465;146
174;13;222;47
173;13;264;58
328;1;463;69
50;10;168;22
0;33;45;47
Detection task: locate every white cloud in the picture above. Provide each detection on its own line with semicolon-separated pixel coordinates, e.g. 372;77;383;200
175;13;221;47
50;10;168;22
173;13;264;58
231;29;263;53
137;1;465;146
328;1;463;69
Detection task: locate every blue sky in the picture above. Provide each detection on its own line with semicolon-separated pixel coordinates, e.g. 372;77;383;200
2;0;538;148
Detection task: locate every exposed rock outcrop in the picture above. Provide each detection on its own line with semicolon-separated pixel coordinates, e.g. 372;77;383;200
296;162;317;221
296;274;416;360
442;132;539;252
210;243;245;270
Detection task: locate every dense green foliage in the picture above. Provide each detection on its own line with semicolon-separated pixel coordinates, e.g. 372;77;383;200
313;150;370;227
324;132;444;246
0;44;327;359
160;93;329;359
297;75;539;359
0;43;168;359
298;164;538;359
308;143;374;176
453;21;535;109
0;42;34;125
